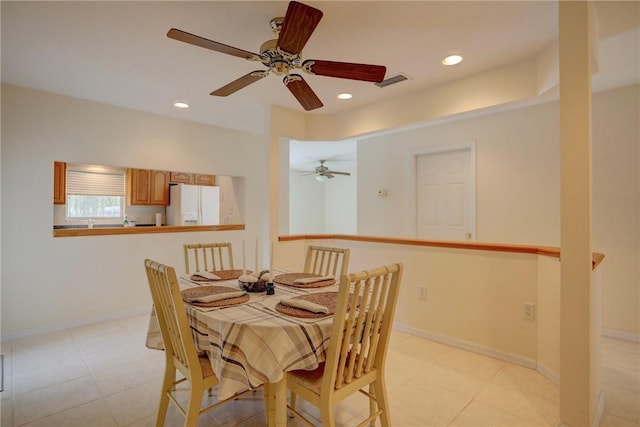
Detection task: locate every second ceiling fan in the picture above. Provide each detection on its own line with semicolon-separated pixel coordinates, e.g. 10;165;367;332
303;160;351;180
167;1;386;111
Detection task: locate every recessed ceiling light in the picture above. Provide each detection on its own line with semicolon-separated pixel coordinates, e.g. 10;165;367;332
337;93;352;100
173;102;189;109
442;55;463;66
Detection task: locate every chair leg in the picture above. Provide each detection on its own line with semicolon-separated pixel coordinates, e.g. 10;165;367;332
319;393;336;427
289;391;297;418
372;379;391;427
156;365;175;427
369;384;377;427
184;382;204;427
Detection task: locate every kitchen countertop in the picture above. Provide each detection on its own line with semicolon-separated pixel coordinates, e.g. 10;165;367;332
52;224;244;237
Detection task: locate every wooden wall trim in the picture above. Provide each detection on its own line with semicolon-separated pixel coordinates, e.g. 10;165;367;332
278;234;605;270
53;224;244;237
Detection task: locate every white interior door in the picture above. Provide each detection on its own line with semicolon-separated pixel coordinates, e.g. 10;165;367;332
415;146;475;240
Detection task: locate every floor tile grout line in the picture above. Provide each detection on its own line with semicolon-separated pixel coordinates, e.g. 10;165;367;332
601;410;640;425
445;362;509;427
13;393;106;427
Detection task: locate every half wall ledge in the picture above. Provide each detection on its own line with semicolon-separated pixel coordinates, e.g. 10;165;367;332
278;234;605;270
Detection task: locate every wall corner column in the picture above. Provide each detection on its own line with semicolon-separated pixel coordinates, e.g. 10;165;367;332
559;2;596;426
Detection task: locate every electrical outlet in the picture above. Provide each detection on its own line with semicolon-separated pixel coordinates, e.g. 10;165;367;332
419;286;427;300
523;303;535;321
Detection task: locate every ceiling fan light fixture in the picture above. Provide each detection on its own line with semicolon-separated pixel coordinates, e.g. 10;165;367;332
271;59;290;75
442;54;463;66
337;93;352;100
315;174;329;182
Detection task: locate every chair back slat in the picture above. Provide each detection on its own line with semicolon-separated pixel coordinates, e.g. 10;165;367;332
325;264;402;391
335;278;359;389
304;245;350;278
184;242;234;274
356;275;384;378
347;277;372;383
145;259;203;379
366;275;389;371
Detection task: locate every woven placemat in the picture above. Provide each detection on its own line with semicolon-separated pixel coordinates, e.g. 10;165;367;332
273;272;335;288
190;269;251;282
275;292;353;318
182;286;249;308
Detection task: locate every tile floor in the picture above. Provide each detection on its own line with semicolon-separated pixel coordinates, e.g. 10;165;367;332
0;312;638;426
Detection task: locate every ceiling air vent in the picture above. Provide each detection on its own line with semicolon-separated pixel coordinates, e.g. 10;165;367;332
375;73;409;88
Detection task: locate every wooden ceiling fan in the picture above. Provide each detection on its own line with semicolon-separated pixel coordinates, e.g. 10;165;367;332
167;1;386;111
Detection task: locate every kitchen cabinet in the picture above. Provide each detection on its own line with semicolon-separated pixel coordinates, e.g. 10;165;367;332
169;172;215;186
127;169;169;205
54;161;66;204
194;174;216;186
169;171;195;184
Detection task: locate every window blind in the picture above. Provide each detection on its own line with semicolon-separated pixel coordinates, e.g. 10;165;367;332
66;169;125;196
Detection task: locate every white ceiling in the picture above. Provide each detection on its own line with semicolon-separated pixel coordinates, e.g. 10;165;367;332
2;1;639;170
289;139;358;174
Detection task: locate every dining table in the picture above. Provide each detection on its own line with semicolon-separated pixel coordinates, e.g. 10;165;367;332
145;270;339;427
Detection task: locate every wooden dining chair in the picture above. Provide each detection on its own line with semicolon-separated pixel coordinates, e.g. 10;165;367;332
183;242;234;274
303;245;350;278
144;259;252;427
286;263;403;427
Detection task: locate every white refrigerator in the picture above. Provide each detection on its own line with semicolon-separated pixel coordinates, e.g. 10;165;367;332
166;184;220;226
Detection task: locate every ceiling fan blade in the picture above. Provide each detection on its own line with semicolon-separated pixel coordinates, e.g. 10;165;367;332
328;171;351;176
277;1;323;56
210;71;268;97
303;59;386;82
283;74;323;111
324;172;335;179
167;28;261;61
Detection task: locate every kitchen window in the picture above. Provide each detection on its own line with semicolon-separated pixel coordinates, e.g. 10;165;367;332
66;165;125;220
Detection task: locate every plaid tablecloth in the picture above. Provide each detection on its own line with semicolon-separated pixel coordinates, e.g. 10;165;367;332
146;276;337;401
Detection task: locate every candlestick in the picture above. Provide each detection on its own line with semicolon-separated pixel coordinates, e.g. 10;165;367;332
255;238;259;273
242;239;246;276
269;241;274;282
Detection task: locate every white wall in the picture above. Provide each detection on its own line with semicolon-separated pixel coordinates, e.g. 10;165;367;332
323;169;357;234
591;85;640;337
1;84;266;337
217;175;245;225
289;168;357;235
288;171;325;234
357;101;560;244
355;85;639;336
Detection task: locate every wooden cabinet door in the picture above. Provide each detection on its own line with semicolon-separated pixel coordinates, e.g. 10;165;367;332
128;169;169;205
169;171;194;184
194;174;215;186
54;161;66;204
128;169;151;205
150;170;169;205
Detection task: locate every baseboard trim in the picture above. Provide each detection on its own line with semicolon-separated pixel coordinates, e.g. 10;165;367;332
393;323;537;369
537;362;560;385
1;306;151;343
602;328;640;343
592;389;605;427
